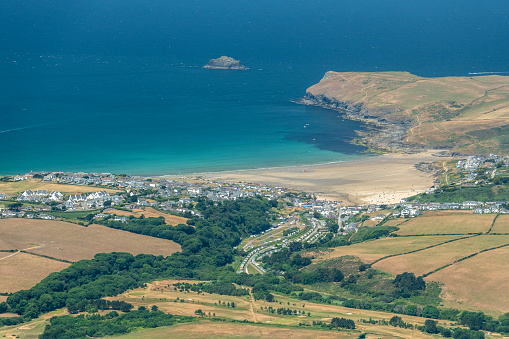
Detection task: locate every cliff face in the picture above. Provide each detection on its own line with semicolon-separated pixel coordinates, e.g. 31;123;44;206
298;71;509;154
300;92;414;152
203;56;248;70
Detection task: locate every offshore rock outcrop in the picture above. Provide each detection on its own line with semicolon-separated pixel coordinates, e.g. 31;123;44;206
203;56;248;70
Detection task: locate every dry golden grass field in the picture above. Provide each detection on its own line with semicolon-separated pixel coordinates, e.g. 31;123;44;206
314;235;464;264
114;322;360;339
0;252;70;293
105;207;188;225
428;246;509;316
0;219;181;292
395;211;495;235
0;179;121;196
108;279;453;339
373;235;509;276
490;215;509;233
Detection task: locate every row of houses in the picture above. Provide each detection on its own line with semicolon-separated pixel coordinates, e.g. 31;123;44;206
17;190;64;202
1;210;55;220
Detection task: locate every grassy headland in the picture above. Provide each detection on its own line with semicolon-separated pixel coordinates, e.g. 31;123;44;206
300;72;509;154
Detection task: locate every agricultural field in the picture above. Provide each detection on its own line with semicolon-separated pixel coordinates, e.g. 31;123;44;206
104;207;188;226
107;279;453;339
0;219;181;292
490;215;509;233
0;252;70;293
395;211;495;235
373;234;509;276
428;246;509;315
314;235;465;264
321;211;509;314
0;179;121;196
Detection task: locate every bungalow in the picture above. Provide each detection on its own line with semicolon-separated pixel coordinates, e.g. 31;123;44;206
0;193;7;199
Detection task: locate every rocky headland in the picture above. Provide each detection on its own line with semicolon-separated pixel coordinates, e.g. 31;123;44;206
298;71;509;155
203;56;248;70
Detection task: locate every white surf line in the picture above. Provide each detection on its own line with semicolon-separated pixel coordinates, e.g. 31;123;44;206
468;71;509;75
0;119;79;134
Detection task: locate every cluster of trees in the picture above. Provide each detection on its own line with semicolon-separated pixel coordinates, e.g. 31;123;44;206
40;307;193;339
260;244;343;285
262;247;312;272
68;299;133;314
286;267;344;285
458;311;509;333
417;319;486;339
389;316;414;329
269;307;306;316
329;317;356;329
173;281;249;297
393;272;426;298
312;318;355;330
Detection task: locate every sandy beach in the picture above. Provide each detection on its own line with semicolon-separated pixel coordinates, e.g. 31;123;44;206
198;151;449;205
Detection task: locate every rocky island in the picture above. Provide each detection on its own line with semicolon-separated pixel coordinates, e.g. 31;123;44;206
299;71;509;155
203;56;248;70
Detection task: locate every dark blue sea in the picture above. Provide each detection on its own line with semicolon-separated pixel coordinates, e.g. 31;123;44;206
1;0;508;175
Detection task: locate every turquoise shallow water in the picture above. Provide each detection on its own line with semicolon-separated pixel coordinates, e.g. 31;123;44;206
0;55;367;175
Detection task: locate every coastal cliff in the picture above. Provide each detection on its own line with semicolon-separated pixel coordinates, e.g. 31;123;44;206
299;91;414;152
299;71;509;154
203;56;248;70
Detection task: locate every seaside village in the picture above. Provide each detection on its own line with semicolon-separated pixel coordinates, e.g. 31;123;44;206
1;153;509;224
